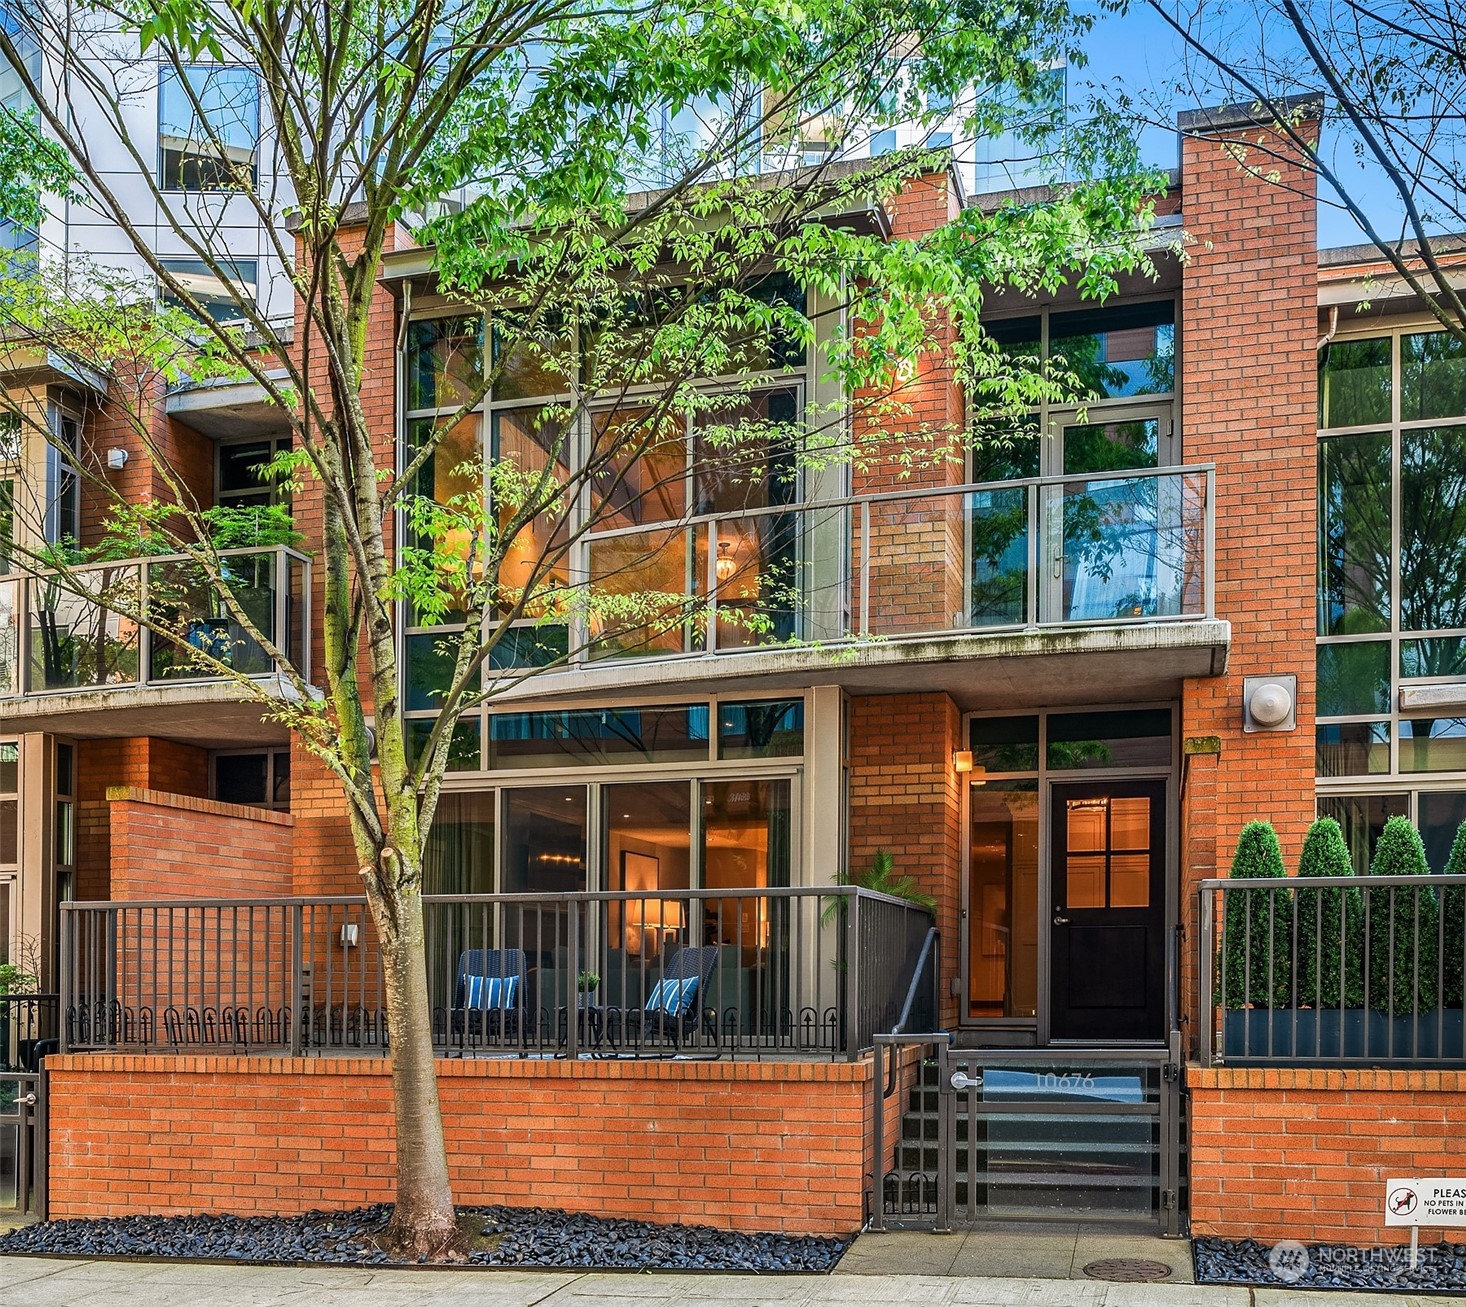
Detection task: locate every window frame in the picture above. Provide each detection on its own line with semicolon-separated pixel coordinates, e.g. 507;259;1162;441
974;298;1179;482
1316;318;1466;785
156;62;261;192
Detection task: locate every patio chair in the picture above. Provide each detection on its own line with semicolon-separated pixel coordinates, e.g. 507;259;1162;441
621;945;720;1052
450;948;527;1052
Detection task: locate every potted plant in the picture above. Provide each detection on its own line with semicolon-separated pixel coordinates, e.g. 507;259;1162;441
575;971;600;1004
1292;816;1366;1056
1365;817;1446;1055
1444;821;1466;1013
1221;821;1294;1057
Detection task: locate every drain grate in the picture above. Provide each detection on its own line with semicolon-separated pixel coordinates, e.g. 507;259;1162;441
1082;1258;1174;1283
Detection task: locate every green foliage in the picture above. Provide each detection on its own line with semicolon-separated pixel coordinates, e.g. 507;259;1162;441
1221;821;1292;1008
1294;817;1364;1008
0;963;38;995
823;850;936;926
1367;816;1439;1012
1444;821;1466;1008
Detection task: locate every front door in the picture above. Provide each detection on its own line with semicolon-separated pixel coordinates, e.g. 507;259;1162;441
1049;780;1166;1041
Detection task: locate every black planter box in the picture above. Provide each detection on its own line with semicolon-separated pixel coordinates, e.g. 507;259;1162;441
1223;1007;1464;1060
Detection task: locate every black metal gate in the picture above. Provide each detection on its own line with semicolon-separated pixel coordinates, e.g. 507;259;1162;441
2;995;55;1223
1;1069;45;1221
871;1036;1184;1235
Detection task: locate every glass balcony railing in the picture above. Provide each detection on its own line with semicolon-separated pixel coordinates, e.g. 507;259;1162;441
0;546;310;698
576;466;1214;661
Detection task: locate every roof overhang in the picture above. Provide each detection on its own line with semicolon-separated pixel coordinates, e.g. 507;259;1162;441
0;344;109;399
166;369;292;438
485;619;1231;714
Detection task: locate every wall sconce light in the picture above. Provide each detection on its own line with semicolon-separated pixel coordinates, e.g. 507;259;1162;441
340;923;359;948
105;448;129;471
715;540;736;584
953;751;987;785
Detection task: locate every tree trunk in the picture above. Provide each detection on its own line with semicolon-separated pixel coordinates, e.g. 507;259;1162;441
376;886;460;1257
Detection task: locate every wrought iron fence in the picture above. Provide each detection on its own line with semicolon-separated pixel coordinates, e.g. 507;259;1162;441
60;888;933;1061
0;995;57;1073
1198;873;1466;1065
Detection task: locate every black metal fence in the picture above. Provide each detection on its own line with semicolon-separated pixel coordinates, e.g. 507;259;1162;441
1199;873;1466;1064
0;995;58;1074
59;888;933;1061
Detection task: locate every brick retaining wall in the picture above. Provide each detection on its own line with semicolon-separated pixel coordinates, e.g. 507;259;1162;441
1189;1066;1466;1245
45;1054;873;1235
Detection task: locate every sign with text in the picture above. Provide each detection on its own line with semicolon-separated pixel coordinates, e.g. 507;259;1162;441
1385;1178;1466;1226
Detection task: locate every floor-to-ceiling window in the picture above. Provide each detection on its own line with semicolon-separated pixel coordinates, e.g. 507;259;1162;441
974;301;1192;627
1317;324;1466;869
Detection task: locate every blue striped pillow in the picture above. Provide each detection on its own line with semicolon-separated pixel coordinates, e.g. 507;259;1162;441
646;976;699;1017
465;975;518;1010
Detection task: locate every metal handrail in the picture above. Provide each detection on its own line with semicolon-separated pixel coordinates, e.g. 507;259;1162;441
582;462;1219;542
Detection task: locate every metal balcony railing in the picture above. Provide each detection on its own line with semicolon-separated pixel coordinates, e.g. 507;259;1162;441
574;464;1215;662
1198;874;1466;1066
0;545;311;698
59;887;933;1062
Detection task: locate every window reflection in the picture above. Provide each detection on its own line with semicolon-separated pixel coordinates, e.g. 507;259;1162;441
606;782;692;959
968;783;1038;1019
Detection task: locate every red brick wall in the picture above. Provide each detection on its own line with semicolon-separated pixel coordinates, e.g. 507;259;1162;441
46;1053;872;1235
1178;114;1321;1041
108;787;292;900
847;693;962;1023
290;742;363;896
1189;1067;1466;1244
76;738;210;901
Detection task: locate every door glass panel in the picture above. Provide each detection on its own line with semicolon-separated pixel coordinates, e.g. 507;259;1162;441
1066;804;1105;852
1066;856;1106;909
606;782;691;961
1109;797;1150;850
423;791;496;895
700;778;791;967
968;782;1038;1019
502;787;587;893
1062;418;1160;474
1109;854;1150;908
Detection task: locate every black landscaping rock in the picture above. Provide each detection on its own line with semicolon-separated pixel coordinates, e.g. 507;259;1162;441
0;1204;847;1273
1195;1235;1466;1293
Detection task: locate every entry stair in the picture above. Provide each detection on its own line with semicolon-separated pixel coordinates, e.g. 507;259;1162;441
886;1054;1186;1223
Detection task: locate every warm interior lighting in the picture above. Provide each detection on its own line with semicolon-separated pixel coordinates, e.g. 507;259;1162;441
624;897;686;957
715;540;736;583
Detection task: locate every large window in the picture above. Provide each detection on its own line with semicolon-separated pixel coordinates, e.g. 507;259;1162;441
160;257;258;324
158;64;259;190
1317;326;1466;779
401;273;810;699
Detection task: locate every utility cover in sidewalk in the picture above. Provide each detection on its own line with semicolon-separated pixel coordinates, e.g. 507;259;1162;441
1082;1258;1173;1283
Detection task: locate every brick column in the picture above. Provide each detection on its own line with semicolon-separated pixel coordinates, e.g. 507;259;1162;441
846;692;963;1025
1178;100;1321;1045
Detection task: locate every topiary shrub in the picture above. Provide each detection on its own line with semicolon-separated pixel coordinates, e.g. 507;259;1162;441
1295;817;1364;1008
1442;821;1466;1008
1222;821;1293;1008
1367;817;1439;1012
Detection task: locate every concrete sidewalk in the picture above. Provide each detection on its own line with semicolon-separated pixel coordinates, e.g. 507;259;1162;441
1;1256;1461;1307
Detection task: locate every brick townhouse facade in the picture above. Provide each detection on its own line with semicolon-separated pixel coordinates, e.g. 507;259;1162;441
2;97;1464;1247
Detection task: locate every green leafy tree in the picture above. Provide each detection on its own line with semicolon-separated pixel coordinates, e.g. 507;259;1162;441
0;0;1163;1256
1444;821;1466;1008
1222;821;1292;1008
1294;816;1363;1008
1366;817;1439;1012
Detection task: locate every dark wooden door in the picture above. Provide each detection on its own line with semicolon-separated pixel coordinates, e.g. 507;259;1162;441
1049;780;1167;1041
